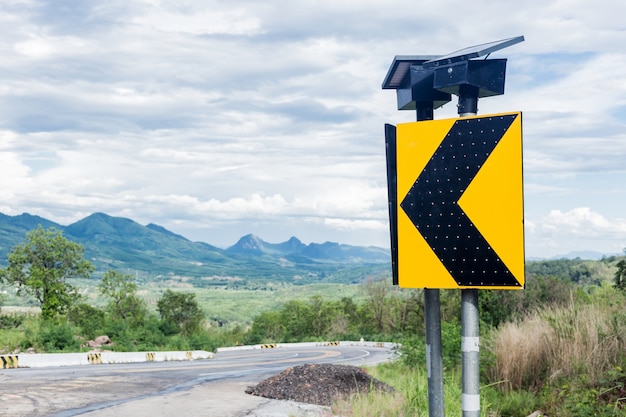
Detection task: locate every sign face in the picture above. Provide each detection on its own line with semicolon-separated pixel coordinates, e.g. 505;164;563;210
396;112;524;289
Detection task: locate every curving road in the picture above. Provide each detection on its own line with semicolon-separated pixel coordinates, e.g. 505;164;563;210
0;344;396;417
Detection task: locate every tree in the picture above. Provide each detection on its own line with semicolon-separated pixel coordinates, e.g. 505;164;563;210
280;299;312;341
98;270;137;306
362;279;391;333
98;270;147;325
157;290;204;336
613;252;626;291
246;310;284;344
68;303;105;339
307;295;337;339
0;226;94;319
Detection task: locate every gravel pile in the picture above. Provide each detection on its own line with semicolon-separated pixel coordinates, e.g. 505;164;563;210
245;363;395;406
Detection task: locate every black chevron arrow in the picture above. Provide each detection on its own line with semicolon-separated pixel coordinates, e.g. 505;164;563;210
400;114;521;287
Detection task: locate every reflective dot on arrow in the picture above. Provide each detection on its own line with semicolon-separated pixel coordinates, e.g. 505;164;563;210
401;115;521;287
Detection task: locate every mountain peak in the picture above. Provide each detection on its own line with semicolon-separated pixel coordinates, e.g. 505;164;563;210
4;213;61;231
66;213;140;237
229;234;266;254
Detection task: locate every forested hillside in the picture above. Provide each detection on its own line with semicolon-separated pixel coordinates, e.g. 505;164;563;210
0;212;390;286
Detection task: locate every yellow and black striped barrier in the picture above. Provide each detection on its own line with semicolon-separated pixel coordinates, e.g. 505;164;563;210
1;355;18;369
87;353;102;364
146;352;155;362
261;344;277;349
376;342;385;348
326;341;340;346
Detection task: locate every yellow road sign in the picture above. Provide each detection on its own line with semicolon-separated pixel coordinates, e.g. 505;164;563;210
396;112;524;289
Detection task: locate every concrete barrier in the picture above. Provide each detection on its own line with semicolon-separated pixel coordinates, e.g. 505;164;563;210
11;342;396;368
15;350;214;368
216;341;399;353
1;355;19;368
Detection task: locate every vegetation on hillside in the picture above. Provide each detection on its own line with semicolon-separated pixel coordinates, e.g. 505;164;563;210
0;214;390;285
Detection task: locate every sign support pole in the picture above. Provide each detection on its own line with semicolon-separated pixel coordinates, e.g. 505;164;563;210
461;289;480;417
458;87;480;417
425;288;444;417
416;103;445;417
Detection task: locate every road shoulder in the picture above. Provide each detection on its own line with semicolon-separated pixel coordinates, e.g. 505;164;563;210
79;379;332;417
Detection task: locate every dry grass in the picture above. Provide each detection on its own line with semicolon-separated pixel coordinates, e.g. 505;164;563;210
487;300;626;391
488;315;553;391
331;365;469;417
542;303;623;382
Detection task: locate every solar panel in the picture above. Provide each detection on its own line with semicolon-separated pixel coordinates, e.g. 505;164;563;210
381;55;440;89
422;36;524;68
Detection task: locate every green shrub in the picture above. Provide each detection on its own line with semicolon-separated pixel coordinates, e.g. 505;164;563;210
483;387;540;417
187;331;218;351
131;319;166;350
0;329;25;353
0;314;24;329
398;335;425;368
68;303;105;339
158;319;180;336
38;321;79;352
441;321;461;369
544;366;626;417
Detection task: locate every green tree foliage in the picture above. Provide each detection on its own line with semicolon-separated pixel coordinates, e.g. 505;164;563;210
361;279;391;333
526;257;614;287
67;303;105;339
612;254;626;291
246;282;428;343
157;290;205;336
38;320;80;351
98;270;138;306
245;310;284;344
480;275;574;327
98;270;148;326
0;226;94;319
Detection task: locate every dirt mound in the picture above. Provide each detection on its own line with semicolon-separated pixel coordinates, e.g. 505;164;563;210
245;363;395;406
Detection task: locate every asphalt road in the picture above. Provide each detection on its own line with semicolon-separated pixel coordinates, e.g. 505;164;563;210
0;344;395;417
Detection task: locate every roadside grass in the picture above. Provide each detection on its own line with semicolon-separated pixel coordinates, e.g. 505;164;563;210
0;315;39;354
333;363;470;417
486;291;626;391
333;286;626;417
0;328;24;353
484;286;626;416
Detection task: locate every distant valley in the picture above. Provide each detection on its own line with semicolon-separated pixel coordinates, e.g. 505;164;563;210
0;212;391;287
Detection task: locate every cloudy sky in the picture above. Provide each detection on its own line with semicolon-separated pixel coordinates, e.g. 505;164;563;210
0;0;624;259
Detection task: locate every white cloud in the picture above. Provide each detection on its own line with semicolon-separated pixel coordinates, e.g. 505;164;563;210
542;208;626;238
0;0;624;258
524;208;626;257
322;217;387;232
132;4;264;36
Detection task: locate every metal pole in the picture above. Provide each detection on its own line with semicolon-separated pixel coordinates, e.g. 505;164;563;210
425;288;444;417
416;103;445;417
458;86;480;417
461;289;480;417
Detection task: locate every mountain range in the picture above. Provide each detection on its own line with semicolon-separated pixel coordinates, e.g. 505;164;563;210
0;212;391;286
